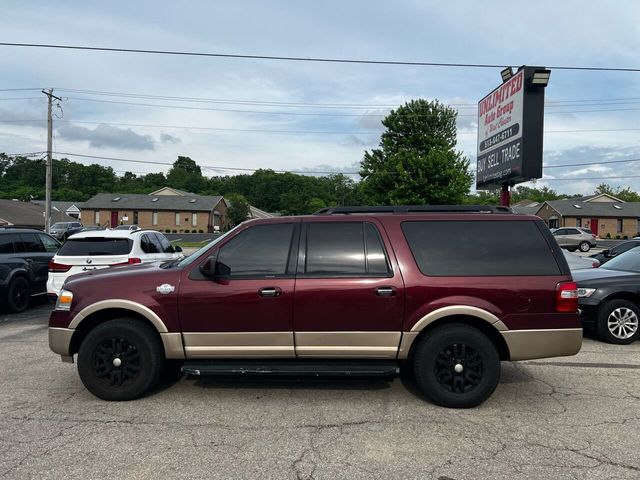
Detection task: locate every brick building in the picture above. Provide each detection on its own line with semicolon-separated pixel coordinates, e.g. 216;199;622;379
515;194;640;239
81;188;229;232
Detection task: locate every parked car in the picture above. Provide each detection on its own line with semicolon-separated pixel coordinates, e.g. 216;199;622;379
48;205;581;408
0;228;60;312
574;248;640;344
552;227;597;252
563;250;600;270
113;224;141;231
47;229;183;297
589;239;640;266
49;221;83;242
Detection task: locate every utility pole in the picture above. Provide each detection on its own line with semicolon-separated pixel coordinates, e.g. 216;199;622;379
42;88;62;233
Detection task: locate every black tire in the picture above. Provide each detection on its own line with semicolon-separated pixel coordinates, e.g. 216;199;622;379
6;276;30;313
596;300;640;345
579;241;590;252
77;318;165;401
567;248;576;252
412;324;500;408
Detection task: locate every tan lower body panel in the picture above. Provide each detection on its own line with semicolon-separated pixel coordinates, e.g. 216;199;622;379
49;327;73;356
295;331;401;358
501;328;582;361
161;333;185;359
182;332;295;358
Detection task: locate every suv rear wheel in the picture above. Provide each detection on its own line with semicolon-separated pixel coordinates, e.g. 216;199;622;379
412;324;500;408
7;276;30;313
77;318;165;401
579;241;591;252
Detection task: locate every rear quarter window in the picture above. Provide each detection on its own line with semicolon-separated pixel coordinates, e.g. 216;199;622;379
401;220;561;276
57;238;133;256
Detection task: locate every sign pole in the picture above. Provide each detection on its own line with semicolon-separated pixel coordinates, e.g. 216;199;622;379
500;183;510;207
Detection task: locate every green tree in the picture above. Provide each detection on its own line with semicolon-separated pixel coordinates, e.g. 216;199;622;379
166;156;206;192
226;193;251;226
595;183;640;202
359;99;472;205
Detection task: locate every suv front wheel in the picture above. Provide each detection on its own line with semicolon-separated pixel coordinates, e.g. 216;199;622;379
77;318;165;401
412;324;500;408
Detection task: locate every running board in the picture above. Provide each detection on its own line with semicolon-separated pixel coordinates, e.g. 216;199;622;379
182;360;399;377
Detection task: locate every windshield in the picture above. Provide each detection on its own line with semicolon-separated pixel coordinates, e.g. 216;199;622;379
602;248;640;273
176;226;242;268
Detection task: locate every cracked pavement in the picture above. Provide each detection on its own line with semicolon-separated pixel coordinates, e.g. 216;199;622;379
1;303;639;479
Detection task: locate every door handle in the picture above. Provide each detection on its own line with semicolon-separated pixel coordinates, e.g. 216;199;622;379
375;287;396;297
259;287;282;297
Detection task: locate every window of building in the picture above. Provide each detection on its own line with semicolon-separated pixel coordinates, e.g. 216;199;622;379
217;223;295;277
549;218;559;229
152;211;158;226
617;219;623;233
94;210;100;225
576;218;582;227
401;220;561;277
133;211;139;224
192;213;197;227
175;213;180;226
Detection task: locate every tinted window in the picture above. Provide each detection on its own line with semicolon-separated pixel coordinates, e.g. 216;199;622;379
612;242;640;255
217;224;294;277
140;234;160;254
604;248;640;273
553;229;566;236
0;234;17;254
581;228;593;235
155;233;174;254
402;220;561;276
38;234;60;252
304;222;390;276
57;238;133;256
567;229;581;235
20;233;45;253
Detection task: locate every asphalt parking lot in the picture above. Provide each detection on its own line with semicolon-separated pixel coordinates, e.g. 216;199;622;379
1;304;639;480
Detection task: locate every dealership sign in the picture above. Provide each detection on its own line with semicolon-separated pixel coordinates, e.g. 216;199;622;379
476;66;546;189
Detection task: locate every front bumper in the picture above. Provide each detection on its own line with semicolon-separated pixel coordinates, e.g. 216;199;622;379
49;327;74;363
501;328;582;361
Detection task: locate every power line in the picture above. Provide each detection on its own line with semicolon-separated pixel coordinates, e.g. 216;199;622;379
544;157;640;169
541;175;640;181
1;42;639;72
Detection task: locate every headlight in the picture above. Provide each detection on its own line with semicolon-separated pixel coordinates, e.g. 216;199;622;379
577;288;596;298
55;289;74;311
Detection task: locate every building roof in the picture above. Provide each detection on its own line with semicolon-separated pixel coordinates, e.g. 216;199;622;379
248;205;274;219
0;199;74;228
148;187;197;196
511;205;540;215
31;200;84;213
540;199;640;217
82;193;225;212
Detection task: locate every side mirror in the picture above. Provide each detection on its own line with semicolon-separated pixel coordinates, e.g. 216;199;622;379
199;257;231;278
174;245;183;253
601;249;610;256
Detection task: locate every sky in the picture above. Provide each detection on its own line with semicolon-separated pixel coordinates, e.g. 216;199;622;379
1;0;639;195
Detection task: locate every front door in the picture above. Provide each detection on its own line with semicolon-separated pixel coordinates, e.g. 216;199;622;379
590;218;599;236
110;211;119;228
293;219;404;358
178;221;299;358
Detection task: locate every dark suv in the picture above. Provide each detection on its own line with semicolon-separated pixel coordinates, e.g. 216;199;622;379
1;228;60;312
49;221;83;242
49;206;581;407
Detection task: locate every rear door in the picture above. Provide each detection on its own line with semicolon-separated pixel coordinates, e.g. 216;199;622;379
18;233;50;291
293;219;404;358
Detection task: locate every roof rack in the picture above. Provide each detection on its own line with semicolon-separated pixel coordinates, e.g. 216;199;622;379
313;205;512;215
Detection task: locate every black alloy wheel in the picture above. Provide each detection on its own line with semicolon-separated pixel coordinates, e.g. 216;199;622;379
412;324;500;408
78;318;165;401
7;276;30;313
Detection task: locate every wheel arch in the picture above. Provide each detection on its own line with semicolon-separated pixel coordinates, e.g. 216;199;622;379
68;302;184;359
600;291;640;308
400;312;511;362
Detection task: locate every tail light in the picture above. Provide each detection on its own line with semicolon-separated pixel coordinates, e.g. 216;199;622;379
111;257;142;267
592;262;599;268
555;281;578;312
48;260;71;273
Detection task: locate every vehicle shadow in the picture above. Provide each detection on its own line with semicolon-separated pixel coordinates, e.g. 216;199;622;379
189;374;394;392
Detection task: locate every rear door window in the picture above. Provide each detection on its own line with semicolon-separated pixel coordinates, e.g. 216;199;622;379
401;220;561;276
57;238;133;256
140;234;160;254
303;222;391;276
155;233;175;254
38;234;60;252
19;233;45;253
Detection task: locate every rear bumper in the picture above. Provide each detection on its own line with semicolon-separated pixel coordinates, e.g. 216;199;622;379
501;328;582;361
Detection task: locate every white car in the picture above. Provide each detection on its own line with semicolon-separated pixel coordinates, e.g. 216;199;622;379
563;250;600;270
47;229;183;297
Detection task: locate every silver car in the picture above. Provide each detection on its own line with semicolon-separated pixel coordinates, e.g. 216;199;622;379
563;250;600;270
552;227;597;252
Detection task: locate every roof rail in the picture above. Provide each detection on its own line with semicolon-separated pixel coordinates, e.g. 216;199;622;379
313;205;512;215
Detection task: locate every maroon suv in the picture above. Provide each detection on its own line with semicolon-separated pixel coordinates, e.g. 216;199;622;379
49;205;582;408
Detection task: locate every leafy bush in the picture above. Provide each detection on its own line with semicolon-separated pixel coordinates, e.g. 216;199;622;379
615;235;621;240
623;235;628;240
172;229;177;233
198;229;204;233
606;232;611;239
